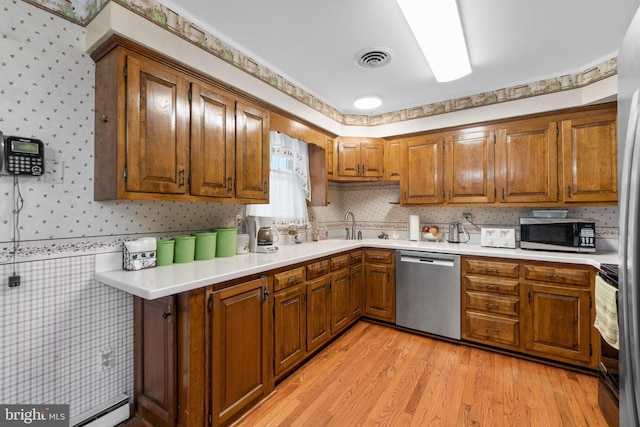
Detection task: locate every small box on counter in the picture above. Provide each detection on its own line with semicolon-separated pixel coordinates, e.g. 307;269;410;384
122;238;157;270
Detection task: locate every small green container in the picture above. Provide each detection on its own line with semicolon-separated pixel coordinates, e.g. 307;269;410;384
173;235;196;263
156;239;175;266
215;228;237;257
193;231;217;261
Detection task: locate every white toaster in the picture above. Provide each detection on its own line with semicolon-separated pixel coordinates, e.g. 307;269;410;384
480;228;516;249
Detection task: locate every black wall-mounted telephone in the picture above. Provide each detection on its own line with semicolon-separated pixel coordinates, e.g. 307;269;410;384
0;132;45;176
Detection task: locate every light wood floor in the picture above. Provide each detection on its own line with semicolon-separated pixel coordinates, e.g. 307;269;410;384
234;321;608;427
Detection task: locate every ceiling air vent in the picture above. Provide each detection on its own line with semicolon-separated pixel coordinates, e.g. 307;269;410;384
355;47;393;69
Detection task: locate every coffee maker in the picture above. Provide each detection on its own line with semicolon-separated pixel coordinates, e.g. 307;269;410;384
247;216;280;253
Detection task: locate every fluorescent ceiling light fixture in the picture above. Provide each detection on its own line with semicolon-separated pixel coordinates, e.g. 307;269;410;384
396;0;471;82
354;96;382;110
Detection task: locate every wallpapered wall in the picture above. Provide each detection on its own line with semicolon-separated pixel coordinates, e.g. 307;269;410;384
0;0;620;419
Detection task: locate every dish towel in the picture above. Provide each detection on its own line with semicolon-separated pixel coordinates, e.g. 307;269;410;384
594;275;619;350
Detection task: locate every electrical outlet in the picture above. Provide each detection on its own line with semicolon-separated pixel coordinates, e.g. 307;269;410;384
8;275;20;287
463;213;473;224
99;349;115;371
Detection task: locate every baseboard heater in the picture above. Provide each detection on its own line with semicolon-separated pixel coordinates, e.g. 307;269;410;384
70;394;129;427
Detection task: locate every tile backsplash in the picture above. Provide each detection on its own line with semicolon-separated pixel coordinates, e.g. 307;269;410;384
0;0;620;420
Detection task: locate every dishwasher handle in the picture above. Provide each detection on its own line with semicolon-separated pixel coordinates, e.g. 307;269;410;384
399;255;456;267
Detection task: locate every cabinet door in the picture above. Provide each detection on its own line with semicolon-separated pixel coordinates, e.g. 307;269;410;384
306;275;331;353
326;137;335;179
495;119;558;203
400;135;445;205
361;140;385;178
235;100;270;201
445;130;495;203
190;82;236;198
386;139;401;181
125;54;189;194
211;277;269;426
522;283;592;365
561;111;618;202
364;264;396;322
134;296;177;427
330;269;351;335
273;284;306;379
336;138;360;178
350;262;365;320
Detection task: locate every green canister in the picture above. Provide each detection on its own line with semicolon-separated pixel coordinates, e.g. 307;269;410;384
193;231;217;260
173;235;196;263
214;228;237;257
156;239;175;266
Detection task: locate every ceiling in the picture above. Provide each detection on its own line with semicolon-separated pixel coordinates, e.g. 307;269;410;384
158;0;639;115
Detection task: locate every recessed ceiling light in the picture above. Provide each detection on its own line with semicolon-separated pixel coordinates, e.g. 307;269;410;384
354;96;382;110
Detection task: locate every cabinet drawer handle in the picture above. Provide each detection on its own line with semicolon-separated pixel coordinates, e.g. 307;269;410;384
547;273;565;280
227;177;233;192
287;276;298;283
485;327;500;333
485;303;499;308
485;284;500;289
484;267;498;272
179;169;185;187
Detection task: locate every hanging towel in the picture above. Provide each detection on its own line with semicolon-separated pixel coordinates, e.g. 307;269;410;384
594;275;619;350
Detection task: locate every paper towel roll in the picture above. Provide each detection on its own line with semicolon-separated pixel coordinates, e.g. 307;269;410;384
409;215;420;241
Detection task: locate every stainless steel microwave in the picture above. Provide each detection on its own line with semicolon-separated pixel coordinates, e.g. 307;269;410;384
520;218;596;253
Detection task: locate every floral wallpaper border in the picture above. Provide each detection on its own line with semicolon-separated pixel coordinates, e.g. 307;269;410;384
23;0;618;127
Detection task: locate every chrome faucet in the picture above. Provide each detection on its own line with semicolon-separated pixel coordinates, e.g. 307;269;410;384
344;211;357;240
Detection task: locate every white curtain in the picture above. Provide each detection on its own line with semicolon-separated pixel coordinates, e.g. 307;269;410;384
246;132;311;227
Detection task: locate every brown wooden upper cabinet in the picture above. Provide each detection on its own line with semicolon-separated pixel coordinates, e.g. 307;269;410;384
334;137;385;180
495;118;559;203
396;104;616;206
385;139;401;181
561;111;618;202
92;37;269;203
444;129;496;204
400;135;445;205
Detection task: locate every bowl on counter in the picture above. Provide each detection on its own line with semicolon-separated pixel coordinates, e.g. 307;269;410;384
421;232;442;242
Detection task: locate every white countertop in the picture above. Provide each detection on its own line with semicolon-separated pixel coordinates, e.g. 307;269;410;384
94;239;619;300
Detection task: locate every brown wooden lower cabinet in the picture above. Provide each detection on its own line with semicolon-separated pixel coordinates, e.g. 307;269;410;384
272;251;364;380
522;279;593;365
210;277;270;426
273;283;306;378
364;249;396;323
134;296;177;427
134;250;599;427
461;255;597;369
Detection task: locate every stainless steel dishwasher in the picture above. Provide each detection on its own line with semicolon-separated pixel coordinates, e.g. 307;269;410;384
396;250;461;340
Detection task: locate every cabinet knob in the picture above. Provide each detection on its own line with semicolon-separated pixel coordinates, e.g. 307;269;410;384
162;305;173;323
100;114;109;123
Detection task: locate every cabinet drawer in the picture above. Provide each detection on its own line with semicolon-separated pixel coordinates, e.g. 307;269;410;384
365;249;393;264
523;264;590;286
350;250;363;265
331;254;350;271
307;260;330;280
465;292;519;316
464;275;520;296
465;311;519;347
463;258;519;278
273;267;306;292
